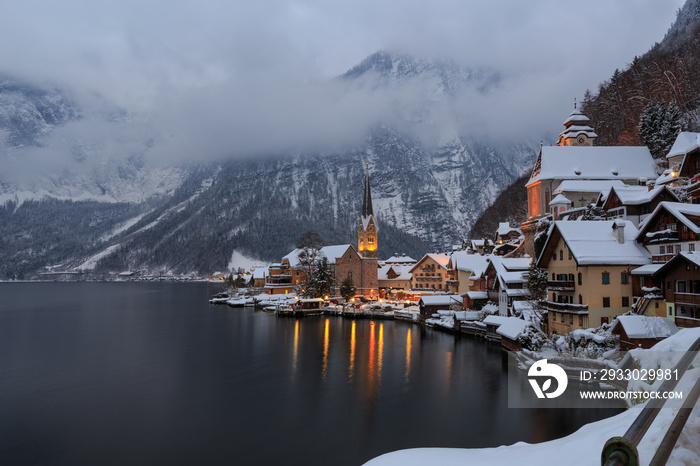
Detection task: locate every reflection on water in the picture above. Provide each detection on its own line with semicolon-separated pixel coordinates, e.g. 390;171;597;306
349;320;356;382
0;283;624;466
404;328;412;387
322;318;329;382
293;320;300;375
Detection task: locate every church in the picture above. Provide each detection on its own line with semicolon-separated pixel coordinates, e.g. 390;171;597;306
264;162;379;298
521;103;658;256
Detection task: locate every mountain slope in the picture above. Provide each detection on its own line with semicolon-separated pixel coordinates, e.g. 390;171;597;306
0;52;535;278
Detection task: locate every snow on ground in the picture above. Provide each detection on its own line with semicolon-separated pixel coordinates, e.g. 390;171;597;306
227;250;267;272
75;244;122;271
365;328;700;466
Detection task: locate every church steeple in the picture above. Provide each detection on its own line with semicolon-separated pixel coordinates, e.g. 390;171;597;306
358;160;378;258
362;160;374;218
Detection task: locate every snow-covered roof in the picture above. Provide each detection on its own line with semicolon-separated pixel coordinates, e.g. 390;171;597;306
630;263;663;275
496;222;520;236
506;288;531;298
614;315;679;339
464;291;488;300
541;220;650;266
283;244;354;267
383;254;416;264
666;131;700;159
604;185;678;207
549;193;572;206
528;146;657;186
450;252;489;277
410;253;451;273
488;256;531;289
555;179;625;195
482;315;510;327
378;264;413;281
419;295;462;306
252;267;269;279
496;317;531;340
637;202;700;239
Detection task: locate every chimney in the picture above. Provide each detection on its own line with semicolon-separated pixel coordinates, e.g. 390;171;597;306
613;220;625;244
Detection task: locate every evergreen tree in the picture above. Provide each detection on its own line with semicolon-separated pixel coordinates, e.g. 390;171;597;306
305;257;334;298
639;99;684;158
527;262;548;302
339;277;356;301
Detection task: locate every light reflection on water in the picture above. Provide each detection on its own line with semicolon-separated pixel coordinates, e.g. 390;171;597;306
0;282;623;466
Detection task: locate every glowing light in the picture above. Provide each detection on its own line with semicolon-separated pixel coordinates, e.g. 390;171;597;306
322;319;329;382
349;320;356;381
404;328;412;385
293;320;300;374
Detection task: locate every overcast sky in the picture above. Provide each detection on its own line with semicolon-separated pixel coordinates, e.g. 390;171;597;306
0;0;687;165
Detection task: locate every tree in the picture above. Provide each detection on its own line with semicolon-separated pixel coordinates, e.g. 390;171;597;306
527;262;548;302
305;257;334;298
639;99;684;158
295;230;326;295
339;276;356;301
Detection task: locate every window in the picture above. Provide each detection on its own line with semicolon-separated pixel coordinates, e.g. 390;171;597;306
569;315;573;324
561;313;564;322
579;315;583;326
578;273;582;286
568;274;574;282
675;245;681;254
668;281;671;290
690;244;696;252
568;250;573;260
552;273;555;280
602;272;610;284
578;294;582;304
603;297;610;307
559;250;563;261
621;272;628;284
622;296;630;307
660;245;666;254
553;253;557;261
678;281;686;293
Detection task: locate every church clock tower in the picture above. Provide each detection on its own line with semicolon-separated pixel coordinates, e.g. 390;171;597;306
358;161;378;258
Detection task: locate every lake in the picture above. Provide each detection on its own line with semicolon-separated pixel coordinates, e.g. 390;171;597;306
0;282;621;465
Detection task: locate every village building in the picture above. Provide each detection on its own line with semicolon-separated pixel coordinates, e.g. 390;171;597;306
635;202;700;263
409;253;451;291
446;251;488;294
383;254;417;265
252;267;268;288
484;256;531;316
611;315;679;351
520;105;657;256
537;220;650;334
495;222;522;245
377;263;413;292
652;252;700;328
467;239;493;255
677;142;700;203
553;179;626;217
666;131;700;169
600;185;679;227
418;294;463;321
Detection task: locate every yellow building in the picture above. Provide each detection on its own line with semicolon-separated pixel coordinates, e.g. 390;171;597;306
537;220;650;335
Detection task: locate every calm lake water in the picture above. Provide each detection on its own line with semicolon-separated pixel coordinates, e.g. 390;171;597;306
0;282;621;465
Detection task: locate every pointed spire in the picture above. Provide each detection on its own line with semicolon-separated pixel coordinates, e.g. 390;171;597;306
362;159;374;218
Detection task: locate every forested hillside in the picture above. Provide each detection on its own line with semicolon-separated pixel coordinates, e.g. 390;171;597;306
581;0;700;152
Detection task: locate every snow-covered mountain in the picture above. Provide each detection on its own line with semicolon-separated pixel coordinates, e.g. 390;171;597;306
0;52;536;278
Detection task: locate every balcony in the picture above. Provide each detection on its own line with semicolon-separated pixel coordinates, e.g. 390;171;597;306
540;301;588;314
547;280;575;291
652;254;676;264
674;292;700;306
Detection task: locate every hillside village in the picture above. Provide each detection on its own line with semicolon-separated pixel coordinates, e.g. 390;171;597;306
219;104;700;355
